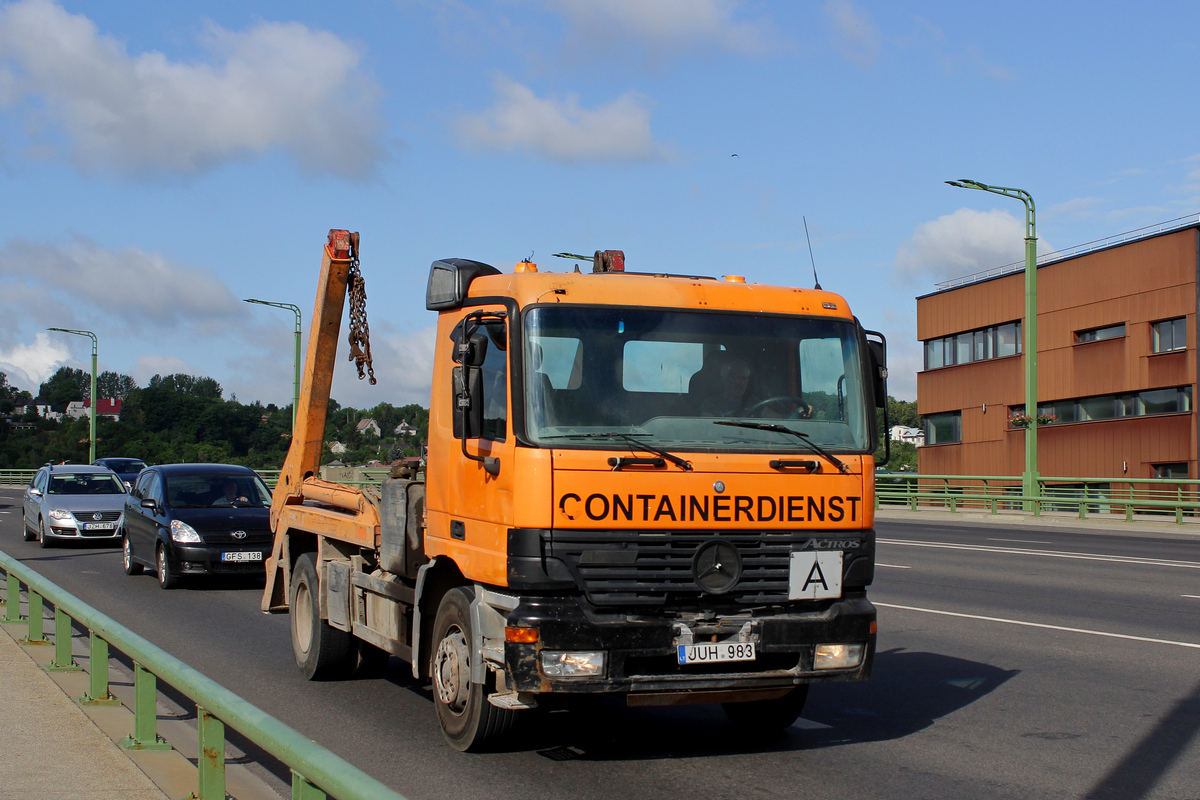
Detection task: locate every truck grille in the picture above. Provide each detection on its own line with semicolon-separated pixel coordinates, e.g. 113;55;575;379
548;530;863;608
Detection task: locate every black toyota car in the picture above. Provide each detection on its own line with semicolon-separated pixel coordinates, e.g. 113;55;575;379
119;463;273;589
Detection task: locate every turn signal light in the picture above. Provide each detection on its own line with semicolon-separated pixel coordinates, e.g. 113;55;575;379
505;626;539;643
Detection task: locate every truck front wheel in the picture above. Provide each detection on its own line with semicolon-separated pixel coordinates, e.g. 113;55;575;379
430;586;516;751
291;554;355;680
722;685;809;730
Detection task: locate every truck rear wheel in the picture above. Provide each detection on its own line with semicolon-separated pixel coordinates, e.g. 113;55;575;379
291;554;355;680
430;586;516;751
722;685;809;730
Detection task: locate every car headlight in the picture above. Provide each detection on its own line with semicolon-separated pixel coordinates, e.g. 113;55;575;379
48;508;75;522
170;520;202;543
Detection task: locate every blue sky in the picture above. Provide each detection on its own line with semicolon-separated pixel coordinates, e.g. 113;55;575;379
1;0;1198;408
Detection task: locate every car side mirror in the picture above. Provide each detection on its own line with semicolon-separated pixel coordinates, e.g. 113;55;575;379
140;498;158;511
28;488;42;497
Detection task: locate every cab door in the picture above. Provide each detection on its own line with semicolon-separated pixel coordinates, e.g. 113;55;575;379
428;306;517;586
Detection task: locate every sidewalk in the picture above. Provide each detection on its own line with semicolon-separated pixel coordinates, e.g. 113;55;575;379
875;503;1200;538
0;619;168;800
0;611;284;800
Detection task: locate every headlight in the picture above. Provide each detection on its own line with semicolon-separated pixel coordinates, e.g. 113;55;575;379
814;643;865;670
48;508;75;522
540;651;605;678
170;520;202;543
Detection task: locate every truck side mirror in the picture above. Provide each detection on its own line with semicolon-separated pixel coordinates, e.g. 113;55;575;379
452;329;488;440
452;365;485;439
867;338;887;408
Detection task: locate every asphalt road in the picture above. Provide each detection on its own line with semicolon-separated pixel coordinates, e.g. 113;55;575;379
2;487;1199;800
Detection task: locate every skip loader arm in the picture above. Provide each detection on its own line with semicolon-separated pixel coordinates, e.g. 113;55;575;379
262;230;380;613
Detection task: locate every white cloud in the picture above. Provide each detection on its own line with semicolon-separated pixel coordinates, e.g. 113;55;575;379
0;236;244;329
458;75;668;163
543;0;777;56
0;332;69;388
132;354;197;387
0;0;383;178
825;0;879;68
895;208;1031;285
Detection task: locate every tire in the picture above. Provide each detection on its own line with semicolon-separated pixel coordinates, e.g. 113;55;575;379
430;586;516;751
22;516;35;542
722;685;810;730
37;518;53;549
156;543;178;589
290;554;355;680
122;534;143;576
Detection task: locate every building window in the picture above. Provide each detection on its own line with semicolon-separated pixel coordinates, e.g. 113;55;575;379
924;411;961;444
923;321;1021;370
1010;386;1192;428
1076;323;1125;344
1151;317;1186;353
1153;463;1188;479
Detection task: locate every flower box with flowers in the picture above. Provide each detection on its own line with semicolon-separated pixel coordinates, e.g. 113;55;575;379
1008;411;1058;428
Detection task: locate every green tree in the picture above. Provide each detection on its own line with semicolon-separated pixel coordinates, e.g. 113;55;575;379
97;371;138;399
148;373;223;399
39;366;89;408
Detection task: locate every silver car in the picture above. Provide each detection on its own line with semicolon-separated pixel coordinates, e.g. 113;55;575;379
22;464;128;548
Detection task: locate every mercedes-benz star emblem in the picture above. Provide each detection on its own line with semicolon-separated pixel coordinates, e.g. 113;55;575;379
231;530;248;540
692;540;742;594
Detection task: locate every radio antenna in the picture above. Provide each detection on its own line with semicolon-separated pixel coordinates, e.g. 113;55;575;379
803;216;822;290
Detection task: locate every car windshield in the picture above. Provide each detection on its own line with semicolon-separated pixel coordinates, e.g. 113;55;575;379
524;306;871;453
48;473;126;495
164;473;272;509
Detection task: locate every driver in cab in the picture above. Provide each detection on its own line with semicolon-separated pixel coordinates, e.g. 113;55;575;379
694;351;814;419
212;478;248;507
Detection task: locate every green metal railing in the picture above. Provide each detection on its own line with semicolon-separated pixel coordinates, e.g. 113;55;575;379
0;550;407;800
0;468;35;487
875;473;1200;524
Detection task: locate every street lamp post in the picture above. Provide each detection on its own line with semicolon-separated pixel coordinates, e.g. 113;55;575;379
945;179;1039;504
244;299;303;434
47;328;98;463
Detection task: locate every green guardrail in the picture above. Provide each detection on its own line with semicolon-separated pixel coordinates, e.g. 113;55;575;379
875;473;1200;525
0;550;407;800
0;469;35;488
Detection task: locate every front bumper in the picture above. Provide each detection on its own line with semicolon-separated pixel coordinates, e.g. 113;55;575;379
503;593;875;696
46;524;120;541
170;543;270;575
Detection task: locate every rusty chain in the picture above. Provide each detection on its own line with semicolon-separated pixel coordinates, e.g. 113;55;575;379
346;243;376;385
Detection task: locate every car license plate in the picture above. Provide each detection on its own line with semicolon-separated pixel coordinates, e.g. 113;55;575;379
677;642;756;665
82;522;116;531
221;551;263;562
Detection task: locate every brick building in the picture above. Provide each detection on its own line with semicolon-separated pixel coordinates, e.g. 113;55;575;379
917;217;1199;480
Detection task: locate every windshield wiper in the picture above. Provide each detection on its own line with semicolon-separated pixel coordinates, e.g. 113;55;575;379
713;420;849;473
544;432;693;471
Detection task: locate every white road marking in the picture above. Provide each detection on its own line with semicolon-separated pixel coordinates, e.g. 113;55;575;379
987;537;1051;544
875;602;1200;649
876;563;912;569
878;538;1200;570
1183;595;1200;600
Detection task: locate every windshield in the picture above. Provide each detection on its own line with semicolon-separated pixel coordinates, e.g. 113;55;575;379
525;306;870;453
164;474;273;509
48;473;126;495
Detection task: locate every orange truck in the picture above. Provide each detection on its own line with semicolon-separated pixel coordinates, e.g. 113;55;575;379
263;230;888;750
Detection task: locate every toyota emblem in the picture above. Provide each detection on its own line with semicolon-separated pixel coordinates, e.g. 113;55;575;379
692;540;742;594
231;530;248;540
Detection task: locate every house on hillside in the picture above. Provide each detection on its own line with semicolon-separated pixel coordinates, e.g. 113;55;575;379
65;399;123;422
328;441;348;455
889;425;925;446
394;420;419;437
30;398;61;420
355;418;381;437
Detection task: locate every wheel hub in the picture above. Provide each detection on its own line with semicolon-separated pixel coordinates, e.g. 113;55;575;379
433;627;470;713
